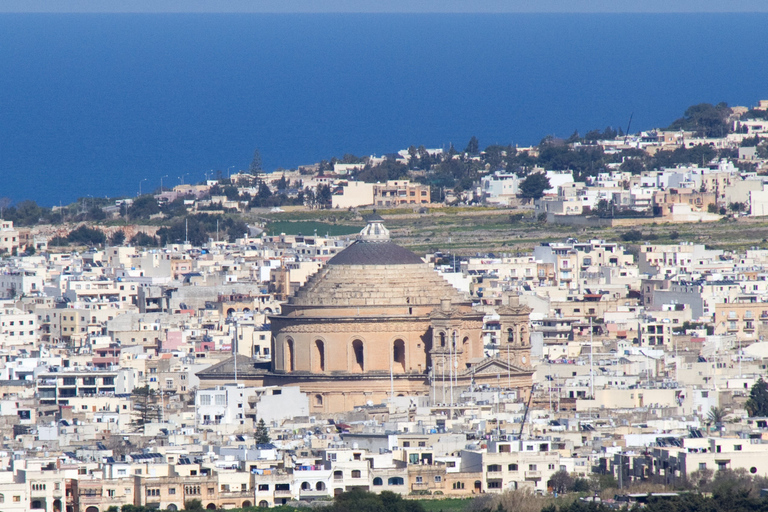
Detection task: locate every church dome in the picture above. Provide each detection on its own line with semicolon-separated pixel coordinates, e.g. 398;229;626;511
283;219;468;310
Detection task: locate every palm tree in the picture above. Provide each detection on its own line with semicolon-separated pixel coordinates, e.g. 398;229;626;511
707;406;727;435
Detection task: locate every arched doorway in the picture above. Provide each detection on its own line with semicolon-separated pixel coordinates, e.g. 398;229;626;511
393;339;406;372
259;501;269;508
206;504;217;510
53;499;62;512
242;501;252;508
316;481;326;491
351;339;364;372
85;507;99;512
167;505;178;511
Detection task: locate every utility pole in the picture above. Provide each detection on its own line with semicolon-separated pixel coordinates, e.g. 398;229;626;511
589;316;594;398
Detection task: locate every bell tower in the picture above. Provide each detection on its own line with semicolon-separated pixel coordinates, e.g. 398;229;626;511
497;292;532;370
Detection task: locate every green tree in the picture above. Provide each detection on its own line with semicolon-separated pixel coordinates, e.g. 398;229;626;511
130;232;158;247
109;230;126;246
519;172;551;200
255;418;271;444
183;499;204;511
67;225;106;245
547;470;574;494
667;102;732;137
130;386;160;432
746;377;768;417
316;184;332;209
707;406;727;435
127;196;161;220
465;135;479;155
707;203;718;214
249;148;262;175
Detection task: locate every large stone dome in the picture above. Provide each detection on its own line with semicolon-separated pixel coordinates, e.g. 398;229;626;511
283;219;468;312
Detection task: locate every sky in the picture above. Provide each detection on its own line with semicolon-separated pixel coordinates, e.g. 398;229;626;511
3;0;768;13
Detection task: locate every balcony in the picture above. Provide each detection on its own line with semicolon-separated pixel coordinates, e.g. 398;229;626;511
524;471;541;480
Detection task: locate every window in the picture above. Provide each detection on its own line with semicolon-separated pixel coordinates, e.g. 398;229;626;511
453;482;465;490
508;464;518;471
215;394;226;405
528;464;537;471
200;395;211;406
415;476;423;484
169;488;176;495
373;478;383;486
402;441;410;447
258;484;269;491
487;481;502;489
487;464;502;472
434;476;442;482
351;470;361;478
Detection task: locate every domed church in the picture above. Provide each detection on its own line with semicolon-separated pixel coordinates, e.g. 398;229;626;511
262;216;534;413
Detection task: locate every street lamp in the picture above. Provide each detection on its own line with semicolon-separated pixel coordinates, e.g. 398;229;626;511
178;173;189;186
228;165;236;179
160;175;168;192
139;178;147;197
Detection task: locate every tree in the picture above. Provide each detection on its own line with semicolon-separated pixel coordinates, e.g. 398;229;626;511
0;197;11;219
548;470;574;494
707;406;727;435
249;148;262;175
109;230;126;246
255;418;271;444
131;385;160;432
519;172;551;200
67;225;106;245
127;195;161;220
183;499;204;511
707;203;718;214
746;377;768;417
465;135;479;155
316;184;332;209
130;232;157;247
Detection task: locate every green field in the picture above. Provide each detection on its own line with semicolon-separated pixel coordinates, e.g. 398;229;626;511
418;497;471;512
264;221;361;237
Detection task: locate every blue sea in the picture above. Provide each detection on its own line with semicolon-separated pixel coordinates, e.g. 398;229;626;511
1;13;767;206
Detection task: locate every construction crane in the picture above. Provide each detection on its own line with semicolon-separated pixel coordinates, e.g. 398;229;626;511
518;385;535;439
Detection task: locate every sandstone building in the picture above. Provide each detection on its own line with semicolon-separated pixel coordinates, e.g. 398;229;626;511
198;217;533;413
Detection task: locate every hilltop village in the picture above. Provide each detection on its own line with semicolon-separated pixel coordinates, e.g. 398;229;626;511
3;102;768;512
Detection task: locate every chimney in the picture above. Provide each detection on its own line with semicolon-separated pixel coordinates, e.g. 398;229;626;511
440;299;451;313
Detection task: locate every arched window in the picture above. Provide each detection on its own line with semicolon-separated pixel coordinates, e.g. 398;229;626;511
393;339;406;372
316;482;326;491
439;332;446;347
388;477;404;485
372;477;383;486
352;340;364;372
167;506;178;511
286;339;295;371
314;394;323;407
259;501;269;508
313;340;325;372
301;482;311;490
242;501;252;509
507;328;514;343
